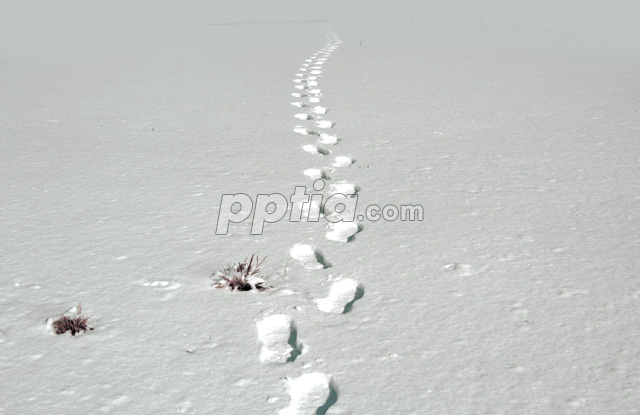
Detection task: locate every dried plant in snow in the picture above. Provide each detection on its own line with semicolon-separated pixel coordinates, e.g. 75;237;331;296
51;304;94;336
213;254;271;291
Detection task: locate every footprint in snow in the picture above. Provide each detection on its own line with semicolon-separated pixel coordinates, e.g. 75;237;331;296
332;156;353;167
318;133;338;145
311;106;327;114
326;181;359;197
291;92;307;98
310;70;322;75
303;168;330;180
302;145;330;155
309;97;322;103
442;263;474;277
141;280;181;290
290;244;330;269
291;198;322;221
294;126;318;136
325;220;360;243
295;113;315;120
279;372;337;415
315;120;334;129
291;102;308;108
322;193;357;220
315;278;364;313
257;314;301;364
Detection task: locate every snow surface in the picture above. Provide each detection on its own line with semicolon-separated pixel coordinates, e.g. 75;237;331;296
1;18;640;415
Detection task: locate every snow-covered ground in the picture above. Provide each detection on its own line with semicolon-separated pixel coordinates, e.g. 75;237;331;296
1;19;640;414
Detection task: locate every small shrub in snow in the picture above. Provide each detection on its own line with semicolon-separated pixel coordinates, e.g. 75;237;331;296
51;304;93;336
213;254;271;292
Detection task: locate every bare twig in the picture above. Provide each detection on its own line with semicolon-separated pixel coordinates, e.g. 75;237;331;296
274;260;289;281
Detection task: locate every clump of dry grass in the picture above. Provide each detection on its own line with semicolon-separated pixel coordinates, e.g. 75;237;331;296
52;304;94;336
213;254;271;292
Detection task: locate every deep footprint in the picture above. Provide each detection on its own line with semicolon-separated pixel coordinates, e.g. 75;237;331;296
290;244;330;269
315;120;334;129
318;133;338;145
294;126;318;136
327;181;359;196
256;314;301;364
325;220;360;243
315;278;364;314
302;145;330;155
279;372;337;415
332;156;353;167
303;168;330;180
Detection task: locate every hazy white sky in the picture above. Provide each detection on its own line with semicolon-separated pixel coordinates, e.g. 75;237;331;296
2;0;639;35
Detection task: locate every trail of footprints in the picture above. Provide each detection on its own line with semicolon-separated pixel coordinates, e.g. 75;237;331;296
44;32;359;414
256;31;364;414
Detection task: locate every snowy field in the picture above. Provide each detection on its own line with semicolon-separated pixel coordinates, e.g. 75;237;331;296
1;19;640;414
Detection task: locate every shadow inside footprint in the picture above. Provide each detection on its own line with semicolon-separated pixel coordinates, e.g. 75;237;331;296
315;251;331;269
346;223;365;243
316;382;338;415
286;326;302;363
342;285;365;314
